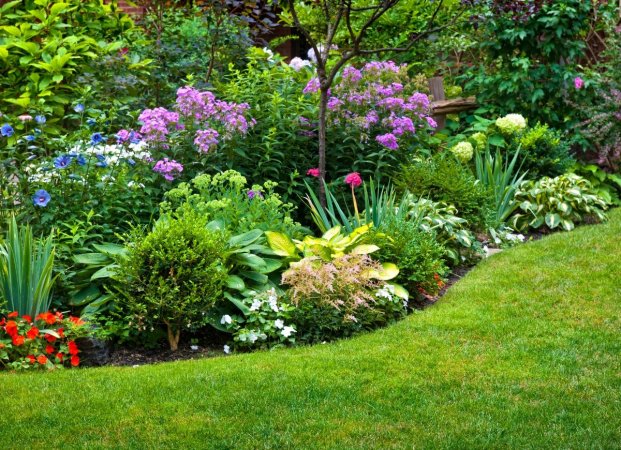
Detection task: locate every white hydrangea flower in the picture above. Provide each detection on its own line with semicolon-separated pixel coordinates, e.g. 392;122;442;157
223;345;231;354
281;326;296;337
495;114;527;135
190;345;199;351
450;141;474;163
289;57;312;71
262;47;274;62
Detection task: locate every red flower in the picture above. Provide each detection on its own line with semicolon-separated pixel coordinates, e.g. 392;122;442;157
306;168;320;178
7;311;18;318
44;334;57;343
70;355;80;367
0;318;5;326
12;335;25;346
68;340;79;356
22;315;32;323
344;172;362;188
69;316;85;326
26;327;40;339
36;312;56;325
5;320;18;338
37;355;48;365
26;355;36;364
46;345;55;354
56;352;64;362
55;311;64;321
57;328;65;338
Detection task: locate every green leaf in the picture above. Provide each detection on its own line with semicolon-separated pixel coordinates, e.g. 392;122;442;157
226;275;245;291
90;265;118;280
228;229;263;248
350;244;380;255
368;262;399;281
545;213;561;229
265;231;297;257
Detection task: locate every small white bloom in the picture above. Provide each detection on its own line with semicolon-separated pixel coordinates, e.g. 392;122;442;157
262;47;274;61
250;299;262;311
132;364;140;368
190;345;199;351
281;326;296;338
269;300;279;313
220;314;232;325
274;319;284;329
223;345;231;354
248;331;259;343
289;56;312;71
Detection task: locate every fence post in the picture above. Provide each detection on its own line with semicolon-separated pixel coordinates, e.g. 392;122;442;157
428;77;446;131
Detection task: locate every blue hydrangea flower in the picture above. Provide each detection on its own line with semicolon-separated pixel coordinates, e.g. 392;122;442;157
76;155;86;166
25;135;35;142
74;103;85;113
1;123;14;137
32;189;51;207
126;158;136;166
86;118;96;127
54;155;72;169
90;132;104;145
35;115;46;124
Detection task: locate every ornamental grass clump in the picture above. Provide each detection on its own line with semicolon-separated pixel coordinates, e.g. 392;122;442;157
116;214;228;351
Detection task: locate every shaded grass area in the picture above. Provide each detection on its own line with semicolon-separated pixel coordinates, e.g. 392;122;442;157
1;211;621;449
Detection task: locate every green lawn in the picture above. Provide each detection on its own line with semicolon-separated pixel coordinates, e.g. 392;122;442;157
2;212;621;449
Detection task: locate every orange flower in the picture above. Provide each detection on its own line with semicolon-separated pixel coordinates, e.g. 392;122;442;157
46;345;55;354
36;312;56;325
5;320;18;338
57;328;65;338
26;327;39;339
44;334;56;343
69;316;86;326
68;340;79;355
22;315;32;323
0;343;4;349
12;335;25;346
55;311;64;321
7;311;18;318
37;355;48;365
70;355;80;367
26;355;36;364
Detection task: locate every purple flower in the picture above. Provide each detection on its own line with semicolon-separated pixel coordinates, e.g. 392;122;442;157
194;128;219;153
153;158;183;181
574;76;584;90
342;66;362;84
247;190;264;200
376;133;399;150
303;77;320;94
390;116;415;136
33;189;51;207
116;129;130;143
34;115;46;124
54;155;72;169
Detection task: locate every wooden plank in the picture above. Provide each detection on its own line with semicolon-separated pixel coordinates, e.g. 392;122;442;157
428;77;446;130
431;97;478;115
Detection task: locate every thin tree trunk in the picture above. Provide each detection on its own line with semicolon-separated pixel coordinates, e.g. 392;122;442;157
318;87;329;207
164;321;180;351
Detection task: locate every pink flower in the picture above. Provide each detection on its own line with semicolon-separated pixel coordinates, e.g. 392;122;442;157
306;168;320;177
18;115;33;122
344;172;362;188
574;77;584;90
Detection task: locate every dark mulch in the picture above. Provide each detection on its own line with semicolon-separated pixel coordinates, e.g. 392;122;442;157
107;344;225;367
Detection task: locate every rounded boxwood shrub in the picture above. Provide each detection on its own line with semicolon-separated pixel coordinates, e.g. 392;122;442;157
116;214;228;351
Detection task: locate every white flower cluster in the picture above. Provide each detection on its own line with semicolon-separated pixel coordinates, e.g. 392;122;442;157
450;141;474;163
289;57;312;72
76;141;151;166
376;283;396;300
495;114;527;135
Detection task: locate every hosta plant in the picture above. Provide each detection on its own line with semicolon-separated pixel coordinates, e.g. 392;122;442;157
0;310;88;370
510;173;609;232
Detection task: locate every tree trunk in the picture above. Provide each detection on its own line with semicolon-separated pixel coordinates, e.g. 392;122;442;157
318;86;329;207
165;322;180;351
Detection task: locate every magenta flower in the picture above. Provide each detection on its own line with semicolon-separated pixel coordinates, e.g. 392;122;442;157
153;158;183;181
344;172;362;188
574;77;584;90
306;168;320;177
194;128;219;153
303;78;320;94
376;133;399;150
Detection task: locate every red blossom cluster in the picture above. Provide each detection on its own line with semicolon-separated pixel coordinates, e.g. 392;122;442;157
0;311;87;371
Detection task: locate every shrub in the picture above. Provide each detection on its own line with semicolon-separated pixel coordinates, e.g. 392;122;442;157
376;215;447;297
0;310;88;370
510;173;609;232
515;123;573;179
115;214;228;351
281;254;406;343
161;170;303;236
397;155;494;229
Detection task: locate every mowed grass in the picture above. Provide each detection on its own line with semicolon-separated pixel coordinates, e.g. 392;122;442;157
1;211;621;449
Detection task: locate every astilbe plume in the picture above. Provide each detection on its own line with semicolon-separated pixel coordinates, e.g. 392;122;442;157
282;254;382;318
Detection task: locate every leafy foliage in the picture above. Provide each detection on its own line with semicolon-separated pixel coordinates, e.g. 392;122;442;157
510;173;608;232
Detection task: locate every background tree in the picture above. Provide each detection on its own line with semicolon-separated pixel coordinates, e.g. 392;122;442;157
282;0;476;203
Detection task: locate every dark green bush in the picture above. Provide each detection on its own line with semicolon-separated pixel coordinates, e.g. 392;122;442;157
115;214;228;351
376;216;447;296
397;156;494;229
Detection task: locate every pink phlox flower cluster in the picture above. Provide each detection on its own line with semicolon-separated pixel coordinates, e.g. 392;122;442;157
388;116;415;136
375;133;399;150
153;158;183;181
363;61;402;74
194;129;220;153
138;108;179;143
303;77;320;94
342;66;362;84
